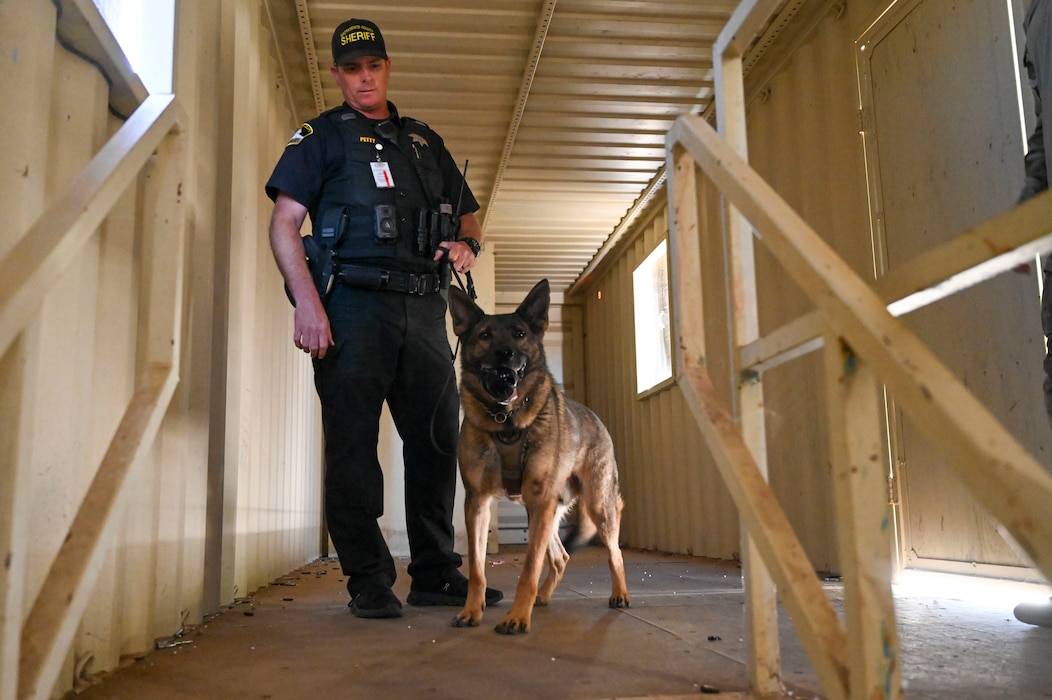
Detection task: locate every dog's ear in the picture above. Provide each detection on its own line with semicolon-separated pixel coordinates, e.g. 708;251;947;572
515;279;550;337
448;286;486;337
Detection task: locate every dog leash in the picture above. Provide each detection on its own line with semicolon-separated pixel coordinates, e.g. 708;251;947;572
452;267;476;300
436;243;477;302
429;257;477;457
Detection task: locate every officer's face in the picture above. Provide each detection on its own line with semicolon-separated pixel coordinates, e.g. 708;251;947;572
331;56;391;119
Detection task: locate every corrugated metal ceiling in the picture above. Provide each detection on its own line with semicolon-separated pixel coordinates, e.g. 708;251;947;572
266;0;742;296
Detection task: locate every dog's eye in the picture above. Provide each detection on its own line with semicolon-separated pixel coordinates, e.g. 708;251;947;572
478;331;491;340
514;329;526;339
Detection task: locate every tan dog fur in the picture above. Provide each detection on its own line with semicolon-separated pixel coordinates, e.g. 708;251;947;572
448;279;631;634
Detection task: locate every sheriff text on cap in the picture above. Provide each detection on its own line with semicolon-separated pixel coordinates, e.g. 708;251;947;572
332;19;388;66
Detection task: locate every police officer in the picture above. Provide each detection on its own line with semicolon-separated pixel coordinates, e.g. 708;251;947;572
266;18;501;619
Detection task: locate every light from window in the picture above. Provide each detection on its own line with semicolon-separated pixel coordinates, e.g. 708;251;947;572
93;0;174;94
633;240;672;393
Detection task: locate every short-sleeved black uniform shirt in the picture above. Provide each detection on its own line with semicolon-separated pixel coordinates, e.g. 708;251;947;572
266;102;478;273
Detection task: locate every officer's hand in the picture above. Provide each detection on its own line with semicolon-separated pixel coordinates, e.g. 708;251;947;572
293;296;334;360
436;240;476;273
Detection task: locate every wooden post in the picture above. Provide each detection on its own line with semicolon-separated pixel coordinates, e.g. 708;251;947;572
714;22;781;696
667;145;849;700
712;3;796;692
668;148;706;373
677;363;849;700
0;335;30;700
824;334;902;699
139;122;187;369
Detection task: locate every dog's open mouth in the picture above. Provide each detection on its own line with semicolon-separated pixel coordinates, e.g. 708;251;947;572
480;364;527;406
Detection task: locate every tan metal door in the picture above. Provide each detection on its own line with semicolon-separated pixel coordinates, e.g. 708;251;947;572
858;0;1048;575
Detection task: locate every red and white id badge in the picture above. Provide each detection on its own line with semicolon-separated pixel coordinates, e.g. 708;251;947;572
370;161;394;188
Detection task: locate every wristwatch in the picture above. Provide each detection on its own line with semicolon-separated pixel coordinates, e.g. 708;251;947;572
459;237;482;256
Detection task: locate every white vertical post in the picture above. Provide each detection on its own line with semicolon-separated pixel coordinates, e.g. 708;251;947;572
714;2;781;692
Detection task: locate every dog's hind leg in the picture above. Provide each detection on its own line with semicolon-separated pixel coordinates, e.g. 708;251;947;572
587;487;631;610
537;504;571;605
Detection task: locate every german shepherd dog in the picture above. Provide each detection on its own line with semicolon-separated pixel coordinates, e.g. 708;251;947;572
448;279;631;634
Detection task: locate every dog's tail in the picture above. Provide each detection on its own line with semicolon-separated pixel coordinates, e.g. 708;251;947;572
560;509;599;554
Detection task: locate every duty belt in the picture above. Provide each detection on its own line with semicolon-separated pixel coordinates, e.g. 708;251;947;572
336;264;442;295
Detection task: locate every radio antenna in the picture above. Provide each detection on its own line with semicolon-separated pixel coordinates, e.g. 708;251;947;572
455;160;469;215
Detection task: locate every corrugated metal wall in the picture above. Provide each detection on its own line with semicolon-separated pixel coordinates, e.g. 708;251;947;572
572;1;879;572
0;2;325;695
742;1;876;575
576;201;741;560
5;0;1043;695
573;0;1036;578
216;0;324;600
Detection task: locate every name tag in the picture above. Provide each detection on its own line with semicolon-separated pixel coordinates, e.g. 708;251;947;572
371;161;394;188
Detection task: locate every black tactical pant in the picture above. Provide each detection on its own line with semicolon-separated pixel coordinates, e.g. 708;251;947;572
313;282;462;596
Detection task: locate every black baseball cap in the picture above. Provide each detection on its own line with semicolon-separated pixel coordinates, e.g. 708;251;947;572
332;19;388;66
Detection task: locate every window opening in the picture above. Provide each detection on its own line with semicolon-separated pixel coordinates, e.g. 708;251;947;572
633;239;672;393
93;0;174;93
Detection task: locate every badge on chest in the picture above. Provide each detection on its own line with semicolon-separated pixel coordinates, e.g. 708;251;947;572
370;142;394;188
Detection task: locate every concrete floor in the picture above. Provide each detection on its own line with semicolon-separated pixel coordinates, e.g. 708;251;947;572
73;546;1052;699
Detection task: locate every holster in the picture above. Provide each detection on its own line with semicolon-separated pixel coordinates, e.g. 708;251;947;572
283;234;340;308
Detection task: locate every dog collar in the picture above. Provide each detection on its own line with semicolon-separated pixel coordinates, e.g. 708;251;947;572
487;396;530;424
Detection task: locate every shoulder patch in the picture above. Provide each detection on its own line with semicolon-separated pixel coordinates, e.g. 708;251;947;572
286;123;313;147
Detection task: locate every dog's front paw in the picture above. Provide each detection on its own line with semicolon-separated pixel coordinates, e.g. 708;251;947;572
452;609;483;628
494;615;530;634
608;594;631;609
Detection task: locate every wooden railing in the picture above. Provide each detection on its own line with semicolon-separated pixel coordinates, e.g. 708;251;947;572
0;93;187;700
666;4;1052;698
667;102;1052;700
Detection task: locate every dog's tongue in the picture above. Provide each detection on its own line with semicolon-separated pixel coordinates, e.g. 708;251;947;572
500;388;519;407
